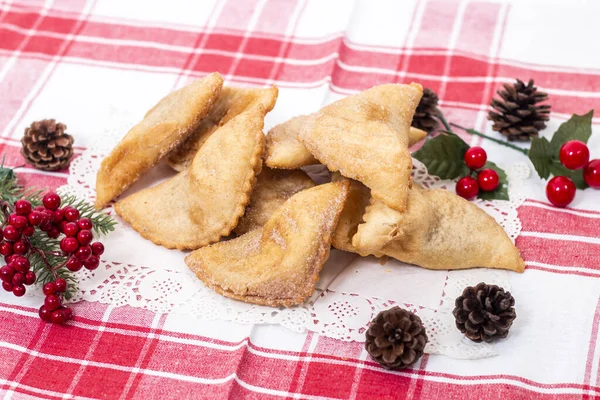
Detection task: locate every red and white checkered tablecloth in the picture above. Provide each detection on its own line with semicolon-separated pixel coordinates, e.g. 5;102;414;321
1;0;600;398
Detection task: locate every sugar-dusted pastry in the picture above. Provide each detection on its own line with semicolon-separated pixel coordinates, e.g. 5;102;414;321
95;72;224;208
299;83;423;211
114;105;266;250
168;86;278;171
186;181;350;307
234;167;314;235
330;173;371;253
264;114;427;170
352;185;525;272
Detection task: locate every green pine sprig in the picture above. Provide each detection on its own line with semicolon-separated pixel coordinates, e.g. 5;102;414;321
59;193;117;235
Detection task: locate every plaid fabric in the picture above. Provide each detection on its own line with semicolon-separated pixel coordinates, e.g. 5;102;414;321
1;0;600;398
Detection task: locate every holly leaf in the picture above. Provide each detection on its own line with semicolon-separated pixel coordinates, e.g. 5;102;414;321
569;169;589;190
412;133;470;179
550;110;594;151
528;136;553;179
477;161;509;201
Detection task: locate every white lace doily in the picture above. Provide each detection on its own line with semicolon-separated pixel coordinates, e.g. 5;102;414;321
57;116;529;359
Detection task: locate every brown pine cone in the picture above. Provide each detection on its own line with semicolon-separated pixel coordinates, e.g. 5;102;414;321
487;79;550;141
21;119;74;171
411;88;440;134
365;306;428;370
453;282;516;343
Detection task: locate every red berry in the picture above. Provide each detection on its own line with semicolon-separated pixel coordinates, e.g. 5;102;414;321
42;192;61;210
13;256;30;273
12;240;28;255
0;266;14;282
66;257;83;272
12;285;25;297
77;229;93;246
584;159;600;188
10;214;28;230
14;200;32;216
3;225;20;241
63;307;73;320
77;218;93;230
11;272;25;286
39;305;51;322
48;227;61;239
0;241;13;256
53;208;65;223
464;147;487;170
22;226;34;237
51;308;68;324
39;222;52;232
63;222;79;237
28;211;42;226
559;140;590;170
2;281;13;292
60;237;79;254
0;230;3;241
64;206;80;222
91;242;104;256
456;176;479;200
76;245;92;261
24;271;36;285
84;255;100;270
53;278;67;293
546;176;576;208
43;282;55;295
45;294;61;311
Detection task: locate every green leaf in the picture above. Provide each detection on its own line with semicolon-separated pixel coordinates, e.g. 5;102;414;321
569;169;589;190
550;110;594;151
528;137;553;179
412;133;470;179
477;161;509;201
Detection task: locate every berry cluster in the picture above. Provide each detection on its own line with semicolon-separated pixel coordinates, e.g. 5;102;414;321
0;192;105;324
455;147;499;200
546;140;600;207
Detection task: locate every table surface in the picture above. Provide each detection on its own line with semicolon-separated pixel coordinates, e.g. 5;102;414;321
1;0;600;399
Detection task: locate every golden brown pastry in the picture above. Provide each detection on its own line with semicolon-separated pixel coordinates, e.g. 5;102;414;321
299;83;423;211
234;167;315;235
330;174;371;253
351;185;525;272
168;86;278;171
95;72;224;208
264;115;426;170
114;105;266;250
186;181;350;306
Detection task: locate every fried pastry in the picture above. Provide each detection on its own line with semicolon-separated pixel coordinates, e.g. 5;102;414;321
114;105;266;250
299;83;423;211
168;86;278;171
234;167;315;235
95;72;224;208
264;115;426;170
351;185;525;272
330;174;371;253
186;181;350;306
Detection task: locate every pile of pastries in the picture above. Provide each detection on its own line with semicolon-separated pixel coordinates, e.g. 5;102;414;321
95;72;525;307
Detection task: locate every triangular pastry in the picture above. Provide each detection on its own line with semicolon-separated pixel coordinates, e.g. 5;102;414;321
95;72;224;208
114;105;266;250
351;185;525;272
330;174;371;253
168;86;278;171
299;83;423;211
234;167;315;235
265;115;426;170
186;181;350;306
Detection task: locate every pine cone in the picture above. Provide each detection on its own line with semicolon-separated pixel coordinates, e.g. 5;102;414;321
365;306;428;369
488;79;550;141
412;88;440;134
453;282;516;343
21;119;74;171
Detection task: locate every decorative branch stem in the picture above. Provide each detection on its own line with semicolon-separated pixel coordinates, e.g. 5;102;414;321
435;112;452;132
450;123;529;155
